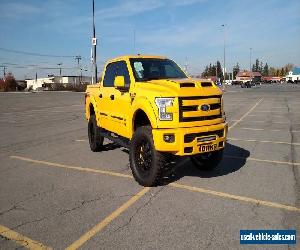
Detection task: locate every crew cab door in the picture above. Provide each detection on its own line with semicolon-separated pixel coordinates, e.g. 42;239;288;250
100;61;132;138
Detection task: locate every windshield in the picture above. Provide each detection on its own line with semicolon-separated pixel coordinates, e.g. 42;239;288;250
129;58;188;81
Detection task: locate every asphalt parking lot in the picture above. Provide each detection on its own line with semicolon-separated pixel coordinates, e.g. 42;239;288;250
0;84;299;249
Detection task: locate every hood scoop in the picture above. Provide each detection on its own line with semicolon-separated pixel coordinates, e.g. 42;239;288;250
200;82;213;87
180;82;195;88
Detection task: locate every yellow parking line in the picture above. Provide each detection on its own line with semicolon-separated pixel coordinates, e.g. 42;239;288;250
224;155;300;166
10;155;300;212
227;137;300;146
240;127;264;131
244;121;300;124
255;111;287;114
10;156;133;179
228;98;263;130
247;114;285;118
230;120;300;125
0;224;52;250
66;187;150;250
240;128;284;132
169;183;300;213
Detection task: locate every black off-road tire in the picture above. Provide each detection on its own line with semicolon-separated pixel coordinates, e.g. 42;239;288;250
88;115;104;152
129;126;166;187
190;149;224;171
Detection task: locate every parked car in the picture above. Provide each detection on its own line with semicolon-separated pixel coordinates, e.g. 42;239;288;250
232;80;242;86
241;81;251;88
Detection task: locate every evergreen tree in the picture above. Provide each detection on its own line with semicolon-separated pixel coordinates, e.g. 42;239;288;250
233;63;240;79
263;63;269;76
259;61;263;73
208;63;212;76
211;64;217;77
216;61;223;81
254;59;259;72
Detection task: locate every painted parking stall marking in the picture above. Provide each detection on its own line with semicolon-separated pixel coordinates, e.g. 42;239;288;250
0;224;52;250
10;156;300;213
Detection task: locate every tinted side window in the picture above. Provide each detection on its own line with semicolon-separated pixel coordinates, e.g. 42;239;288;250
115;61;130;86
103;61;130;87
103;63;117;87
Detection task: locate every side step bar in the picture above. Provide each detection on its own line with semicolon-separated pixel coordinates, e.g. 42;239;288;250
100;130;130;149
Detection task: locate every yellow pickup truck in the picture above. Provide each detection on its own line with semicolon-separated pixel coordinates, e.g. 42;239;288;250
85;55;227;186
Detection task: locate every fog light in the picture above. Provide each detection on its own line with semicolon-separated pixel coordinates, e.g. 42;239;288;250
163;134;175;143
184;147;193;153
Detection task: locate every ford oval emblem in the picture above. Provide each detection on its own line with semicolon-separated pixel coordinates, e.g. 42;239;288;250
200;104;210;111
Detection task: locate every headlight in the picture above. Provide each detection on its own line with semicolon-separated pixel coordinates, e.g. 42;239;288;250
155;97;174;121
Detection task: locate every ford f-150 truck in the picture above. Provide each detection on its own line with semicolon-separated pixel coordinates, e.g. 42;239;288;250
85;55;228;186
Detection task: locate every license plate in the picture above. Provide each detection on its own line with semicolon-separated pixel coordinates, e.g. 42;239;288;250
199;143;217;153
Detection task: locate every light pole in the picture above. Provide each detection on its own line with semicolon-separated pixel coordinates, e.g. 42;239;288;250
250;48;252;82
92;0;97;84
215;62;218;83
75;56;82;85
184;56;188;74
57;63;62;77
221;24;226;90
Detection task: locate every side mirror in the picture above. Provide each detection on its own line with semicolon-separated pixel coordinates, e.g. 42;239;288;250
114;76;125;88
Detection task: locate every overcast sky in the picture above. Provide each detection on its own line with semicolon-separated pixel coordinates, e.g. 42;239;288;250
0;0;299;79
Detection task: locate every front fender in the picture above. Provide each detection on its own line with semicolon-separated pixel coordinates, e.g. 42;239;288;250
131;96;158;131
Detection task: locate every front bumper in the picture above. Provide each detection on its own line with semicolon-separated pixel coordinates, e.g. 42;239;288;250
152;122;228;156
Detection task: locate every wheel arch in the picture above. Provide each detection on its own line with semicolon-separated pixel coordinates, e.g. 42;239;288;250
133;109;152;132
86;96;97;121
129;97;158;138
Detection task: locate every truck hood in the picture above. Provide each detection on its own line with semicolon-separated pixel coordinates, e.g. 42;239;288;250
136;78;222;97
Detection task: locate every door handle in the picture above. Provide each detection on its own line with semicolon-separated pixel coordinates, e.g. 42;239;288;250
99;94;102;98
110;95;114;100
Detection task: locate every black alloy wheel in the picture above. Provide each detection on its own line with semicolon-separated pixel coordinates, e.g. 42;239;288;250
129;126;166;186
88;114;104;152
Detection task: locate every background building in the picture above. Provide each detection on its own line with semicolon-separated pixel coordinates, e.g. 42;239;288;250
236;71;262;82
26;75;92;90
285;67;300;82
